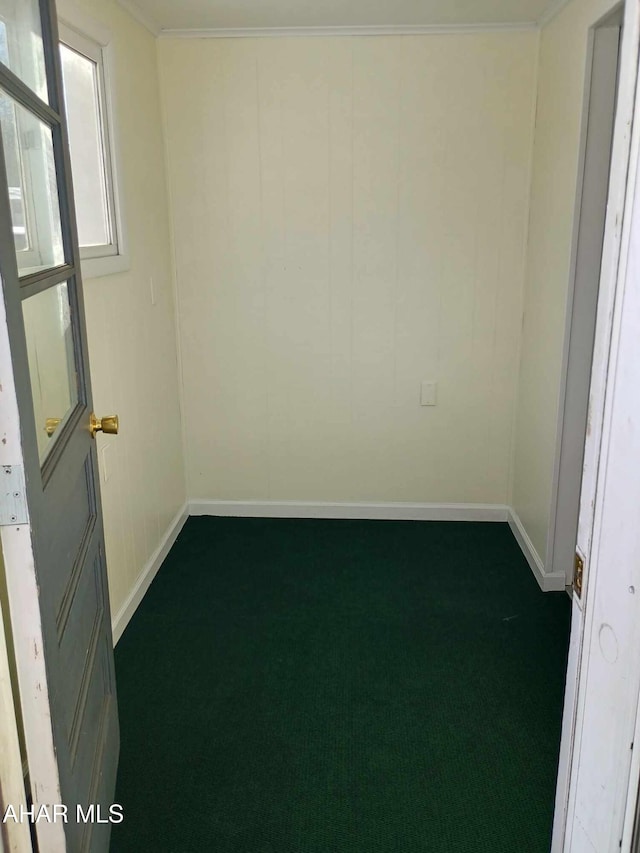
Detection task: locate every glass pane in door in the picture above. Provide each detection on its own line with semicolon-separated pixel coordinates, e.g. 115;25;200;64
0;90;65;274
0;0;49;102
22;281;79;462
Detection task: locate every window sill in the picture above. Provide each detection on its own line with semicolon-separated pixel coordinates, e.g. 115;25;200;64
81;252;130;280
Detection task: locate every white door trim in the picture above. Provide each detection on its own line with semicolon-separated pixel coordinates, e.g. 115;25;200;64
0;577;31;852
565;107;640;847
553;0;640;846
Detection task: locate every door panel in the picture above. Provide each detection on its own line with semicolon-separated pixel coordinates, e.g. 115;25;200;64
48;457;95;621
0;0;119;850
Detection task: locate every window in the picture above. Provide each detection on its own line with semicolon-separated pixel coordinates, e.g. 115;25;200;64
59;22;127;277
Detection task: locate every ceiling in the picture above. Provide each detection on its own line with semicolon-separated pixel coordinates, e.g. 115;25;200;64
119;0;559;33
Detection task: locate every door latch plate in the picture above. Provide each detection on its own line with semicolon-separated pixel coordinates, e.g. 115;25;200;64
574;552;584;598
0;465;29;525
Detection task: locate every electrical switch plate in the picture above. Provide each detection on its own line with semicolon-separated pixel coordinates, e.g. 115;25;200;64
421;381;437;406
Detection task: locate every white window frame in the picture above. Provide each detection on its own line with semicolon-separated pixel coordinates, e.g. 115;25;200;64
57;3;128;279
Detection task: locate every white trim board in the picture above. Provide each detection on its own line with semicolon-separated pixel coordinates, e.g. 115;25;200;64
189;500;509;522
111;503;188;644
158;23;537;39
508;508;566;592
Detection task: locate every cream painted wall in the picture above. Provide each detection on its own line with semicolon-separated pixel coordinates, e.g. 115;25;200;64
511;0;618;561
60;0;186;619
159;32;537;505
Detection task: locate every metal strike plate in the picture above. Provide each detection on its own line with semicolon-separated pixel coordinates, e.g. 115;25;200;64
0;464;29;525
573;552;584;598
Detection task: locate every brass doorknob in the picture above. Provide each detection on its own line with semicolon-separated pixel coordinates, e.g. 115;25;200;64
45;417;61;437
89;413;119;438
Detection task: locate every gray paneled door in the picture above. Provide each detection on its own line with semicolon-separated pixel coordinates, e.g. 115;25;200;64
0;1;119;851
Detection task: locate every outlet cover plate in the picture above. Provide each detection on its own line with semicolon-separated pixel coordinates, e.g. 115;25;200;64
421;381;437;406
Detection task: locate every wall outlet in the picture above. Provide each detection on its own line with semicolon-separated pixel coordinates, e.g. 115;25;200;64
420;381;437;406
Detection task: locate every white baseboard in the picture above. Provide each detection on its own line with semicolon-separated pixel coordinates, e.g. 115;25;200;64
111;502;188;645
109;502;564;639
188;499;509;523
508;508;566;592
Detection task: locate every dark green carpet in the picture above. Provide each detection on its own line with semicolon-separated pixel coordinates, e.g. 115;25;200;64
111;518;570;852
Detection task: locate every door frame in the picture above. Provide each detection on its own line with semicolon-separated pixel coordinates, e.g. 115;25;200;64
0;561;31;853
551;0;640;846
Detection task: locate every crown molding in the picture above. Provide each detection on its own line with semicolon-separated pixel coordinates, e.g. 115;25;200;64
116;0;161;36
537;0;572;28
157;22;538;39
114;0;569;40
